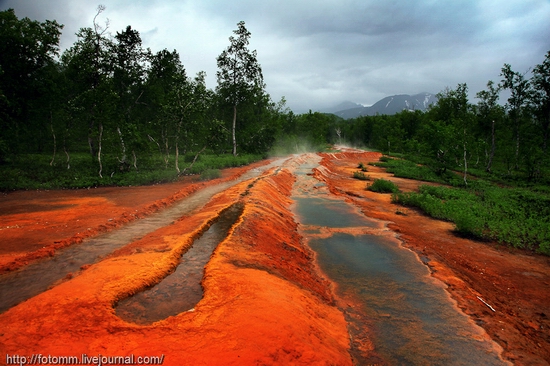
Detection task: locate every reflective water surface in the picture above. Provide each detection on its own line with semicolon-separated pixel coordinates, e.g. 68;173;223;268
0;159;283;314
115;204;243;324
291;155;508;365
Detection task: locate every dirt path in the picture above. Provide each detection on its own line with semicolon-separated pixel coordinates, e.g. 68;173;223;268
0;151;548;365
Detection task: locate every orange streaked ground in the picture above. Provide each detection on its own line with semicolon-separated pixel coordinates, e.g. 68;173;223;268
316;149;550;365
0;165;351;365
0;151;549;365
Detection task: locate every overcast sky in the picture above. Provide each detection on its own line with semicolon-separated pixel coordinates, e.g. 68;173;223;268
2;0;549;112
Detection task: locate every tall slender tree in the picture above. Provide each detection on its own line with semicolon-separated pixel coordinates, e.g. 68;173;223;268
111;25;150;170
500;64;532;170
216;21;264;156
476;80;503;173
531;51;550;154
61;5;114;176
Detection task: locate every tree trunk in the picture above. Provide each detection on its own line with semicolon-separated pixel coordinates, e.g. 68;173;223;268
463;128;468;185
117;126;127;164
64;146;70;169
175;142;180;173
88;135;95;158
98;122;103;178
132;150;138;171
486;120;495;173
161;128;170;168
49;111;56;166
232;104;237;156
180;146;206;176
63;127;70;170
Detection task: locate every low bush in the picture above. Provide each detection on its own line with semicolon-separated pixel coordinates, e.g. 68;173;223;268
353;171;369;180
367;178;400;193
393;184;550;255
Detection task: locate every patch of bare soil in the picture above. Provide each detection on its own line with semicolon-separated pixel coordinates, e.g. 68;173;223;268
317;150;550;366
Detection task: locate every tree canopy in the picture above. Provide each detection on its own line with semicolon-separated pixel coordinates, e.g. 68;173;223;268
1;7;550;187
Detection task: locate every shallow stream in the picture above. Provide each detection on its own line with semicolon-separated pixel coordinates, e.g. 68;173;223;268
115;203;244;324
0;159;283;313
291;154;508;365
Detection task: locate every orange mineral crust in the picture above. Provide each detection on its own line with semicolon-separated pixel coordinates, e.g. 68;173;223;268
0;160;269;273
316;149;550;366
0;168;352;365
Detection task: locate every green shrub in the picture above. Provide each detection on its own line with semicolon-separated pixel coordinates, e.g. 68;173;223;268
357;162;368;172
393;183;550;255
0;152;262;190
377;157;461;185
353;171;369;180
367;179;400;193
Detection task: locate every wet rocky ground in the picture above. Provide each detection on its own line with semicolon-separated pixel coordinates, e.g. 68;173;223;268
0;149;548;365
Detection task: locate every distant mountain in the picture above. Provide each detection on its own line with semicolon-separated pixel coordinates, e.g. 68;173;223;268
326;93;438;119
320;101;364;114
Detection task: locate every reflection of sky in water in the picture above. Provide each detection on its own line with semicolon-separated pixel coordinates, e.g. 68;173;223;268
294;196;379;228
292;160;508;365
311;233;505;365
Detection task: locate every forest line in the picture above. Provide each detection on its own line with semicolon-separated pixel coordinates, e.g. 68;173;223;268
1;7;549;190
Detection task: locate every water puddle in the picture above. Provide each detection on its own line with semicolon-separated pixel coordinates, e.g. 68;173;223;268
291;154;508;365
0;159;284;314
115;203;243;325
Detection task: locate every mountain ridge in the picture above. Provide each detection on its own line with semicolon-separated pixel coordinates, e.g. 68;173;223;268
321;92;438;119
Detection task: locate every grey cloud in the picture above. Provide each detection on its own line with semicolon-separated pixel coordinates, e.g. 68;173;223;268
2;0;550;112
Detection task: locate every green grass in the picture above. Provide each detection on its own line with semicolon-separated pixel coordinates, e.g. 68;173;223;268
367;178;400;193
352;171;369;181
374;156;461;185
0;152;263;190
393;184;550;255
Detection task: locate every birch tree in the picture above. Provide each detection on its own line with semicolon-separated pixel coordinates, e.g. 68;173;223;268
216;21;264;156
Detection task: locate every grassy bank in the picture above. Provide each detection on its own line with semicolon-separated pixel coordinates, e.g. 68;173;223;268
374;156;550;255
0;152;263;190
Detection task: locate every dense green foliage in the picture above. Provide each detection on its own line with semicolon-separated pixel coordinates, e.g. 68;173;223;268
393;184;550;255
0;152;261;190
367;179;400;193
0;8;287;186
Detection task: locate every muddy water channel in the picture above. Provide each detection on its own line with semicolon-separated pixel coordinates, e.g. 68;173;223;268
115;204;243;324
0;160;283;314
291;155;508;365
